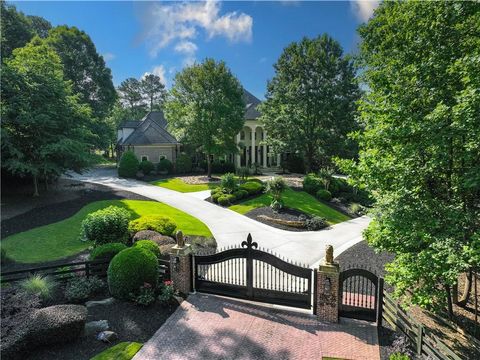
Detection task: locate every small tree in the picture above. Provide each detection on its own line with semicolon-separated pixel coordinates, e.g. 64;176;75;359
318;167;335;191
265;177;287;212
118;151;139;178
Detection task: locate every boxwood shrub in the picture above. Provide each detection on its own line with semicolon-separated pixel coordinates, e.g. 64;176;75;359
133;240;162;259
118;151;139;178
218;194;236;206
81;206;130;245
128;215;177;237
139;160;154;175
107;247;158;300
316;189;332;202
302;173;323;195
90;243;128;261
157;158;173;174
239;181;263;195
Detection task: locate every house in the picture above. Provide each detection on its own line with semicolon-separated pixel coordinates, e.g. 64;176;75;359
117;90;280;169
116;111;180;163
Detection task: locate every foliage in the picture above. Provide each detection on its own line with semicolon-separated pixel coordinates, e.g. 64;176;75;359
81;205;130;245
1;40;94;196
157;158;173;174
117;78;146;120
318;167;335;191
305;216;328;231
165;58;245;177
285;155;305;174
90;243;127;261
303;174;323;195
128;215;177;237
139;160;154;175
265;177;287;211
220;172;237;193
20;274;57;301
211;161;236;174
130;282;156;306
175;153;192;174
388;354;410;360
259;34;360;172
270;199;284;212
236;166;250;181
107;247;159;300
158;280;176;303
218;194;236;206
388;334;413;360
239;181;264;196
250;162;261;176
118;151;139;178
233;189;247;200
347;1;480;312
348;203;365;216
90;342;143;360
133;240;162;260
316;189;332;202
64;276;105;303
141;74;167;111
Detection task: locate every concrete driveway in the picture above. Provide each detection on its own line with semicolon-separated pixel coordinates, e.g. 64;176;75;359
68;168;370;266
133;294;380;360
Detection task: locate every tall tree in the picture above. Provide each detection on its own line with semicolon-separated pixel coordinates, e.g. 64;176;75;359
259;34;360;172
27;15;52;38
1;40;94;196
141;74;167;111
165;58;245;178
341;1;480;314
118;78;146;119
1;1;34;59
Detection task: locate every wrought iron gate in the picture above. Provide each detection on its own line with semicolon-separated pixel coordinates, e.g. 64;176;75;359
193;234;313;309
339;268;384;323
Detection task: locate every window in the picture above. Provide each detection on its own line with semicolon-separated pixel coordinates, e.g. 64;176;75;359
141;155;148;162
240;131;245;140
159;155;166;161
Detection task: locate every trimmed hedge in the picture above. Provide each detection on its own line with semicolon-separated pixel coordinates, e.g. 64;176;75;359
157;158;173;174
302;173;323;195
133;240;162;259
128;215;177;237
81;206;130;245
218;194;236;206
118;151;139;178
139;160;154;175
90;243;128;261
107;247;159;300
239;181;263;195
316;189;332;202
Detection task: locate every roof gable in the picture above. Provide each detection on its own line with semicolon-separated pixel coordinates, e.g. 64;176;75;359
243;89;261;120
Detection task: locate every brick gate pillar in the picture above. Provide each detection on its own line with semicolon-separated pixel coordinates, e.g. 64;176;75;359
315;245;340;323
169;231;192;295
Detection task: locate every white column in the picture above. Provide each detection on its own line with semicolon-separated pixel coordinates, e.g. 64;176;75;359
250;126;256;165
235;133;241;168
277;154;281;167
262;129;267;167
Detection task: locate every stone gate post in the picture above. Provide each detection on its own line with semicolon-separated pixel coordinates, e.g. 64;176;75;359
315;245;340;323
169;231;192;295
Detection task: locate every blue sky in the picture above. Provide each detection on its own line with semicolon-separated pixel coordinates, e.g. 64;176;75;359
13;1;378;99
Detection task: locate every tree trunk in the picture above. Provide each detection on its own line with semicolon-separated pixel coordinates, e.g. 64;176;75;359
446;284;454;319
207;154;212;178
458;270;473;307
150;96;153;112
452;283;459;304
33;174;39;197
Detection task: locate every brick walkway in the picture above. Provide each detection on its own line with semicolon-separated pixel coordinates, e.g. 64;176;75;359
133;294;380;360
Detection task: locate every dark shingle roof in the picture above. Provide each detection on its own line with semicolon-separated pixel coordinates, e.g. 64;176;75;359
119;111;178;146
117;120;141;129
243;89;261;120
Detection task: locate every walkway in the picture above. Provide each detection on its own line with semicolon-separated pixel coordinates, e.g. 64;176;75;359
133;294;380;360
68;169;370;266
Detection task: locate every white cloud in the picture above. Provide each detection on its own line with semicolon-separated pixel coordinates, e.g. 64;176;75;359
143;65;168;86
102;52;115;62
174;41;198;66
350;0;380;22
141;0;253;59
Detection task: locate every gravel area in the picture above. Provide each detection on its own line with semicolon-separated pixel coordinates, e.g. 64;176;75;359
244;206;310;232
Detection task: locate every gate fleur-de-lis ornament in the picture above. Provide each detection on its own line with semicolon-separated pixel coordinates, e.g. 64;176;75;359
241;233;258;249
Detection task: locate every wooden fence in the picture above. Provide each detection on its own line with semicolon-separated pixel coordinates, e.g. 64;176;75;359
382;291;466;360
1;258;171;284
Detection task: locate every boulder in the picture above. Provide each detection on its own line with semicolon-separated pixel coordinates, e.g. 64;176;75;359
132;230;175;246
86;297;115;308
84;320;109;337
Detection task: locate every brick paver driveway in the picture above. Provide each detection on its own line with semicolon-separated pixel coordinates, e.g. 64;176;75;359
133;294;380;360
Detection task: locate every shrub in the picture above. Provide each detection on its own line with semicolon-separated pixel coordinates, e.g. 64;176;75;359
316;189;332;202
220;172;237;193
348;203;365;216
139;160;154;175
107;247;159;300
157;158;173;174
265;176;287;201
286;154;305;173
240;181;263;195
90;342;143;360
305;216;328;230
81;206;130;245
303;173;323;195
236;166;250;180
65;276;105;303
270;199;284;212
175;153;192;174
118;151;139;178
389;354;410;360
211;161;235;174
232;190;245;200
158;280;176;303
128;215;177;236
134;240;162;259
130;282;156;306
318;167;335;191
20;274;57;301
90;243;127;261
211;192;222;203
329;177;350;197
217;195;231;206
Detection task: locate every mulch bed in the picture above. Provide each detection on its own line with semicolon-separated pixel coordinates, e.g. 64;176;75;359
244;206;311;232
23;297;179;360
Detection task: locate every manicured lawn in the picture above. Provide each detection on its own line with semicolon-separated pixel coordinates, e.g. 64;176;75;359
229;188;350;224
1;200;212;263
151;177;218;192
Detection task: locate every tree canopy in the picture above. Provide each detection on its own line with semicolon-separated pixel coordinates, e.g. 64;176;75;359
141;74;167;111
165;58;245;177
341;1;480;314
259;34;360;172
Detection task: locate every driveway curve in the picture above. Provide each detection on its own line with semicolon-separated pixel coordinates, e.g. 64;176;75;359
68;168;370;266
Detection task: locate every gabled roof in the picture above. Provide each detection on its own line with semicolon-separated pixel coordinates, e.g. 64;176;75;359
119;111;178;146
117;120;140;129
243;89;262;120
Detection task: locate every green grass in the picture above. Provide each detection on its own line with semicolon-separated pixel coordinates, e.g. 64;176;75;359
151;177;218;192
90;342;143;360
1;200;212;263
229;188;350;224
